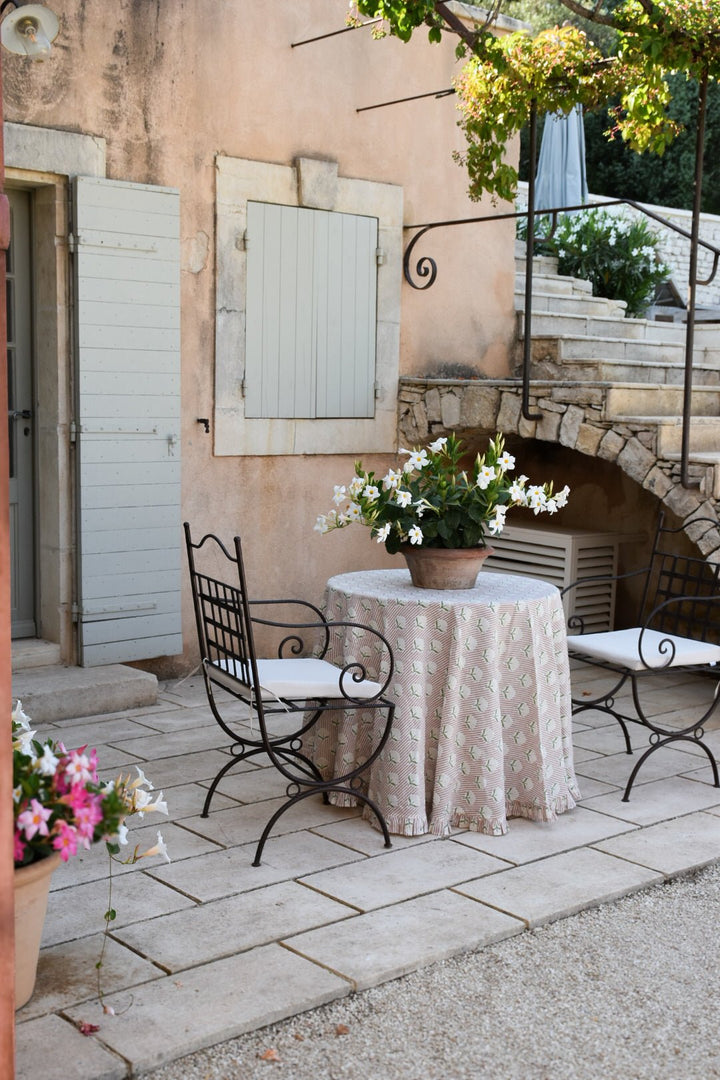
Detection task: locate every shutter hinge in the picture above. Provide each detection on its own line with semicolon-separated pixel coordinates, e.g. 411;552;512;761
374;381;381;399
376;247;386;266
70;420;78;444
71;602;80;623
237;230;249;251
68;232;77;253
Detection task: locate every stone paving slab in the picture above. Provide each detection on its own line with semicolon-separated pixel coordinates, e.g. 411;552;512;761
63;944;350;1075
309;816;436;855
299;839;510;912
118;705;220;733
454;847;663;927
153;780;243;820
16;1014;126;1080
131;748;233;788
44;716;164;745
284;889;524;990
575;746;703;788
146;830;368;902
452;806;638;863
108;725;230;760
42;871;196;947
580;774;720;825
114;880;354;972
593;810;720;876
181;795;362;849
15;933;163;1021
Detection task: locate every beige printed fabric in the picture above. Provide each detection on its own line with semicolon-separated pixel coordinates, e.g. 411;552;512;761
310;568;580;837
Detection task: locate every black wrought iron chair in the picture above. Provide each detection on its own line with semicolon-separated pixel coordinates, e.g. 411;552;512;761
184;523;396;865
562;512;720;801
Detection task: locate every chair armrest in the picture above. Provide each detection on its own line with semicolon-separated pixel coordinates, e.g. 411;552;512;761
561;565;650;634
638;592;720;667
249;610;394;698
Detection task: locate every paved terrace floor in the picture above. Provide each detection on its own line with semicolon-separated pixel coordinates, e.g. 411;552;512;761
15;664;720;1080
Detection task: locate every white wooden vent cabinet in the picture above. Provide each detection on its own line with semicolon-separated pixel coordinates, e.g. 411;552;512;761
484;523;628;633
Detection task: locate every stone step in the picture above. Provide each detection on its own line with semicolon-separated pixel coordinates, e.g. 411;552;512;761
518;309;693;345
632;416;720;455
605;384;720;418
527;348;720;386
553;333;720;365
515;267;594;297
514;289;626;317
12;638;61;672
12;663;158;723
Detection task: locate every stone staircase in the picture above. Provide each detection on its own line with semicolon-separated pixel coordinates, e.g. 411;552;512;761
514;243;720;504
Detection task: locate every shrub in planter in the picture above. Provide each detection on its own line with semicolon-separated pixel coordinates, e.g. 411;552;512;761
518;208;671;318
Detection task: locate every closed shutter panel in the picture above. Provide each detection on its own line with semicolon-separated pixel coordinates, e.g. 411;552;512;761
73;176;182;666
245;202;377;419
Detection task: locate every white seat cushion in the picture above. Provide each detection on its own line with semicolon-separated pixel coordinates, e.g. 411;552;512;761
567;627;720;671
210;656;383;700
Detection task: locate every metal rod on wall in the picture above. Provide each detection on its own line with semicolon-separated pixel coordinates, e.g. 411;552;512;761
291;18;382;48
681;69;709;489
522;102;541;422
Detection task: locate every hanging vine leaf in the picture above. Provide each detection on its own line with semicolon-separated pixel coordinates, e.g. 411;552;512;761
350;0;720;201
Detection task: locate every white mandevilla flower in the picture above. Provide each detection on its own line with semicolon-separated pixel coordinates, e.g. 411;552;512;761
363;484;380;503
408;525;423;545
348;476;365;498
140;831;171;864
34;743;60;778
476;465;496;491
345;502;363;521
487;505;507;535
526;486;548;514
428;437;447;453
332;485;346;505
405;449;429;473
15;728;36;754
314;514;330;534
133;766;154;791
144;792;169;816
12;700;32;731
497;451;515;473
382;468;402;491
375;522;391;543
394;489;413;508
508;479;526;503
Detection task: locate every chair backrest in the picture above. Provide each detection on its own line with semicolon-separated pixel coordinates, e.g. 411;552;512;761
640;513;720;643
184;523;259;685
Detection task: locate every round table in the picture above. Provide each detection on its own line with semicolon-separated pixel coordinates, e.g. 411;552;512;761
310;568;580;837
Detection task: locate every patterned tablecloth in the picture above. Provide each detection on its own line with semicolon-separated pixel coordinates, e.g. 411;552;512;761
309;568;580;837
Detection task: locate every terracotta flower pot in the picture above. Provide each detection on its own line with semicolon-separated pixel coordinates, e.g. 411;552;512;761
401;545;495;590
14;852;61;1009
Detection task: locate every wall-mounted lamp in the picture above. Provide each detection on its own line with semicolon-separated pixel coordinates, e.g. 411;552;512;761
0;2;58;61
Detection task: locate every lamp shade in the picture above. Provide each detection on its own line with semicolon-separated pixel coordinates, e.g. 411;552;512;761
1;4;59;60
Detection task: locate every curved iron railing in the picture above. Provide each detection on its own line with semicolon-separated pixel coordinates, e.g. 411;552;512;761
403;195;720;489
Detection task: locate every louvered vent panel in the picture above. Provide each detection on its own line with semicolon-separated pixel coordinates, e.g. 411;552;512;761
485;524;625;632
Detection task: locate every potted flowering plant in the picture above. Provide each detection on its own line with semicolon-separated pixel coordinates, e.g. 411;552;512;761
12;700;169;1009
316;432;569;589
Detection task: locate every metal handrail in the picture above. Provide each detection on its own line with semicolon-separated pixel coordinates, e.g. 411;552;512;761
403;192;720;489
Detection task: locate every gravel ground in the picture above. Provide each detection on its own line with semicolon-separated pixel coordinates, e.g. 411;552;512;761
148;863;720;1080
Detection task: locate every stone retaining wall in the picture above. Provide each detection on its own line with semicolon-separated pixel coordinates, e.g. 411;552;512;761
398;376;720;558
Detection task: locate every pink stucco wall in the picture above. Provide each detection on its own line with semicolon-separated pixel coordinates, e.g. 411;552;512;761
3;1;517;672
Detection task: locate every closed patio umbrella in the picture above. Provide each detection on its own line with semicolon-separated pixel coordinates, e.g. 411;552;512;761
534;103;588;212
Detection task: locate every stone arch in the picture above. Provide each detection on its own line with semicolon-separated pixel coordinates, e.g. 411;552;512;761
398;378;720;560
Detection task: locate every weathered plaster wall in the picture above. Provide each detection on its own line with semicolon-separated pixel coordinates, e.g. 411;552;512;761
1;1;518;671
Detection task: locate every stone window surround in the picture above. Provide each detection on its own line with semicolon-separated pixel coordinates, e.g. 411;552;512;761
214;155;403;456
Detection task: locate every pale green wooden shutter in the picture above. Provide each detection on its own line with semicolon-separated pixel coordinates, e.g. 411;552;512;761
245;202;377;419
73;176;182;666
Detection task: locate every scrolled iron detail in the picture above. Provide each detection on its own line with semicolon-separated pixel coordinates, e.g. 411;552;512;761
403;228;438;290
